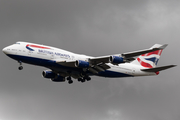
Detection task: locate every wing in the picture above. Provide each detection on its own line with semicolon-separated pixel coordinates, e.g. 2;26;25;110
89;44;168;64
56;60;76;67
56;59;110;74
56;44;167;73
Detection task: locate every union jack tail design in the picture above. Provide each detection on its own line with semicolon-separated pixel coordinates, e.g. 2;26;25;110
131;44;164;68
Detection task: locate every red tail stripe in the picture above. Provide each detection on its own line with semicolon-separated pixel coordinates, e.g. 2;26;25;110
137;58;153;68
158;50;163;56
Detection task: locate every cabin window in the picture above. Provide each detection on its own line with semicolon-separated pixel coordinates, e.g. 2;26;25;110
12;49;17;51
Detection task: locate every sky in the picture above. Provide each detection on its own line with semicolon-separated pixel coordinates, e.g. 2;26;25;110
0;0;180;120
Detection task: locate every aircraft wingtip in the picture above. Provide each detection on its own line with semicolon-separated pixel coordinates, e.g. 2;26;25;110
161;44;168;49
154;44;168;50
171;65;177;67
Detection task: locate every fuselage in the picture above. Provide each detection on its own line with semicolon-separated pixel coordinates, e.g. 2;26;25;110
2;42;156;79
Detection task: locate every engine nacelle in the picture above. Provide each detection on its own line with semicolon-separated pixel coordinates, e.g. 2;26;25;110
51;75;65;82
42;70;56;79
110;56;124;64
75;60;89;68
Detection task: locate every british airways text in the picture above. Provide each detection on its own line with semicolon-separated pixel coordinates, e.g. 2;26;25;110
38;49;70;58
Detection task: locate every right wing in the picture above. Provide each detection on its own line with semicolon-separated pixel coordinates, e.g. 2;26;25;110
56;44;167;74
89;44;168;64
122;44;168;58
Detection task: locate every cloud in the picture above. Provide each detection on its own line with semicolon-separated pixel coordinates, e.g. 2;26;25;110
0;0;180;120
137;1;180;32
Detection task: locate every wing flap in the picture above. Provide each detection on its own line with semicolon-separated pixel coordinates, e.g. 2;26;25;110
89;56;110;64
141;65;176;72
56;60;76;67
56;60;111;72
99;64;111;69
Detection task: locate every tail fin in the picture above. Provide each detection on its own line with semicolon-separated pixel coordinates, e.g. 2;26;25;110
131;44;167;68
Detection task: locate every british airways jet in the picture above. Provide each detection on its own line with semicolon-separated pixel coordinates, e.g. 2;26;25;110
2;42;176;84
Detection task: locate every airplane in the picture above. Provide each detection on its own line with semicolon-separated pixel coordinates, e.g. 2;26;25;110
2;42;176;84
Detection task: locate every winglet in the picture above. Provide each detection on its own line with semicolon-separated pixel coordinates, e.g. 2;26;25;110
156;44;168;50
150;44;168;51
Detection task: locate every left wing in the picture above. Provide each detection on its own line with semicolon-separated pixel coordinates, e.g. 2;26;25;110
56;60;110;74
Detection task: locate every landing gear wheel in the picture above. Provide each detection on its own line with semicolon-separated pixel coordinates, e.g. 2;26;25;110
78;78;82;82
67;76;71;81
86;76;91;81
18;61;23;70
68;80;73;84
67;77;73;84
18;66;23;70
81;78;86;83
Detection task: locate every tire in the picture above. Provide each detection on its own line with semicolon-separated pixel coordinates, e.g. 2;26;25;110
78;78;82;82
18;66;23;70
81;79;85;83
68;80;73;84
67;77;71;81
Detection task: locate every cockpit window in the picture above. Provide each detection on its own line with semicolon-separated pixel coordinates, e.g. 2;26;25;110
15;42;20;45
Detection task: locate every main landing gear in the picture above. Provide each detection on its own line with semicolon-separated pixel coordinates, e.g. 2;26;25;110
18;61;23;70
67;76;73;84
78;76;91;83
66;76;91;84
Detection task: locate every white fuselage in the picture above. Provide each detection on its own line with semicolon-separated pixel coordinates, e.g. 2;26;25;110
2;42;156;79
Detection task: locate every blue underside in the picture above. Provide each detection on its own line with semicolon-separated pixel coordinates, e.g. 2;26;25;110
6;54;133;78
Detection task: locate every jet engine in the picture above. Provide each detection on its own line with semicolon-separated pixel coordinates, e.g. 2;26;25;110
42;70;56;78
75;60;89;68
110;56;124;64
42;70;65;82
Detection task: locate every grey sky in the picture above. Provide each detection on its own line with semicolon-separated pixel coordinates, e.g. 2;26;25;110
0;0;180;120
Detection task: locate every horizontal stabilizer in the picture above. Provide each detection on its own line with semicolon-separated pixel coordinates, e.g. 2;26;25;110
141;65;176;72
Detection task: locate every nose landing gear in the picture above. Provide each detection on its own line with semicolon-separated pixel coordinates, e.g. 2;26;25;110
18;61;23;70
18;66;23;70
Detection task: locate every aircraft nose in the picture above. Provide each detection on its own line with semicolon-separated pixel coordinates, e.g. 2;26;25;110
2;47;6;53
2;47;8;54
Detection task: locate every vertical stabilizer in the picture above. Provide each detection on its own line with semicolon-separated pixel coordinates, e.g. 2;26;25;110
131;44;167;68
